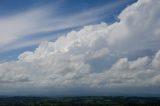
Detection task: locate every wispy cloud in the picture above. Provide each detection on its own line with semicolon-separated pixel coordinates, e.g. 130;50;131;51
0;0;126;53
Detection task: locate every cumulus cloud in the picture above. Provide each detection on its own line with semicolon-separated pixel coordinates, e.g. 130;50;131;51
0;0;160;96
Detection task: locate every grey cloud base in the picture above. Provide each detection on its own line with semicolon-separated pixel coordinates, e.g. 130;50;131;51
0;0;160;96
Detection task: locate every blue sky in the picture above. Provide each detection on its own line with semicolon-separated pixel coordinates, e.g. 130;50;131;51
0;0;137;62
0;0;160;96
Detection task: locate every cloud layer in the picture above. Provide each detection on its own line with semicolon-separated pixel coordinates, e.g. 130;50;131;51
0;0;160;96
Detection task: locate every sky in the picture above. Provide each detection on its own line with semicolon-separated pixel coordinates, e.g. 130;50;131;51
0;0;160;96
0;0;137;61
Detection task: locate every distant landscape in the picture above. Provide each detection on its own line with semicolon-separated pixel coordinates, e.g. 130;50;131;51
0;96;160;106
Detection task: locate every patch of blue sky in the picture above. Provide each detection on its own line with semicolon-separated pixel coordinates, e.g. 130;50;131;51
0;45;37;62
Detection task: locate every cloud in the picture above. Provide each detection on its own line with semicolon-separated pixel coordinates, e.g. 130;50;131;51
0;1;124;53
0;0;160;96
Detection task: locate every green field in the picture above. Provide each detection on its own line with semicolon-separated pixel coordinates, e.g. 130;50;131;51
0;96;160;106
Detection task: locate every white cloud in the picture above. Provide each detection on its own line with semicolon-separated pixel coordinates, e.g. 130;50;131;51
0;0;160;96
